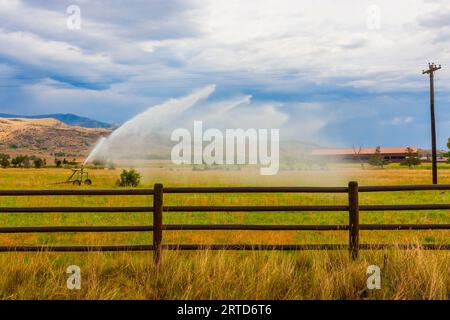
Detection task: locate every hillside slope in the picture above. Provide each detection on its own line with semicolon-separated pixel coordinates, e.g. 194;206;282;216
0;118;111;161
0;113;112;128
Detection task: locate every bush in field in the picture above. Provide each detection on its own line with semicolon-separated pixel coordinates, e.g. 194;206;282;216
10;157;20;167
116;169;141;187
22;156;31;168
0;158;10;168
369;146;388;168
33;157;46;168
0;153;10;168
446;138;450;164
54;158;62;167
400;147;421;168
106;160;116;170
93;159;106;167
11;155;31;168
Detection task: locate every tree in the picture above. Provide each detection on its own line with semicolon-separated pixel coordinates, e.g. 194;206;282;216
11;157;20;167
446;138;450;164
352;146;365;169
400;147;421;168
22;156;31;168
0;154;10;168
54;158;62;168
11;155;30;168
33;157;46;168
369;146;388;168
116;169;141;187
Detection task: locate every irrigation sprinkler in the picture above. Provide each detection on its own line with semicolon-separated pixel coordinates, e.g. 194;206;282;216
57;166;92;186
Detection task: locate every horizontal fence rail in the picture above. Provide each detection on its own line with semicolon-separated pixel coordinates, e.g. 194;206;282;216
2;204;450;213
0;189;154;196
0;224;449;234
0;207;153;213
358;184;450;192
0;182;449;261
0;244;448;253
163;186;350;193
2;184;449;196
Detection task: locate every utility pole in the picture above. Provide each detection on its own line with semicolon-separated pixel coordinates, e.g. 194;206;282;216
422;62;441;185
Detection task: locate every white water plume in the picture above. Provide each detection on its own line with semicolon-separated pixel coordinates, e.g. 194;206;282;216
84;84;323;165
86;85;217;162
84;137;108;164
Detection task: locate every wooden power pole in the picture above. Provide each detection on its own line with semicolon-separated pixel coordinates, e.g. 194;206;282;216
422;62;441;185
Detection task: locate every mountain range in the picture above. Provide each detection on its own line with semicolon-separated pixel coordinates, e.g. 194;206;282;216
0;113;112;129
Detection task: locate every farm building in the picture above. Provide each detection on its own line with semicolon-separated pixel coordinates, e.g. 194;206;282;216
310;147;418;163
417;149;448;162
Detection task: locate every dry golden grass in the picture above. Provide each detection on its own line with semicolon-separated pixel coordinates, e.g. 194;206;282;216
0;164;448;299
0;249;448;300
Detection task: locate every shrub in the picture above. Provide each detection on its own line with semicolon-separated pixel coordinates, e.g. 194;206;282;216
33;157;46;168
93;159;106;167
11;157;19;167
400;147;421;168
11;155;30;168
54;158;62;168
116;169;141;187
107;161;116;170
369;146;388;168
22;157;31;168
446;138;450;164
0;156;10;168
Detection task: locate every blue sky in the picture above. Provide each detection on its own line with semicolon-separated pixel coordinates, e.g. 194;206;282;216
0;0;449;148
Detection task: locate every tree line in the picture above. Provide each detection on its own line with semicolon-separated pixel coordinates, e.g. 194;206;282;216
0;154;46;168
0;154;81;169
367;146;421;169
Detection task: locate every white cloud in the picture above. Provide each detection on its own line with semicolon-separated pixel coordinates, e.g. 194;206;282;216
1;0;449;92
383;116;414;125
0;0;449;148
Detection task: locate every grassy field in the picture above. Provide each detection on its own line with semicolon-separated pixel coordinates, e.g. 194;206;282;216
0;164;448;299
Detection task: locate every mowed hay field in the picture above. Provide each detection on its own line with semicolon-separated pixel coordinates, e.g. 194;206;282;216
0;164;449;299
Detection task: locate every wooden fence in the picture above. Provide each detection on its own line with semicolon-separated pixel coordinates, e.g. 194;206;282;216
0;182;449;262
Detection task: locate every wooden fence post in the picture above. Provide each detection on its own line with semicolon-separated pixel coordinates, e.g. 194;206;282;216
153;183;163;264
348;181;359;260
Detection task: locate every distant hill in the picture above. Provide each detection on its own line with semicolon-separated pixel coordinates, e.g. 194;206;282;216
0;117;111;162
0;113;112;129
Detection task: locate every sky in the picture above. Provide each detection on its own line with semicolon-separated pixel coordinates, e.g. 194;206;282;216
0;0;449;148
